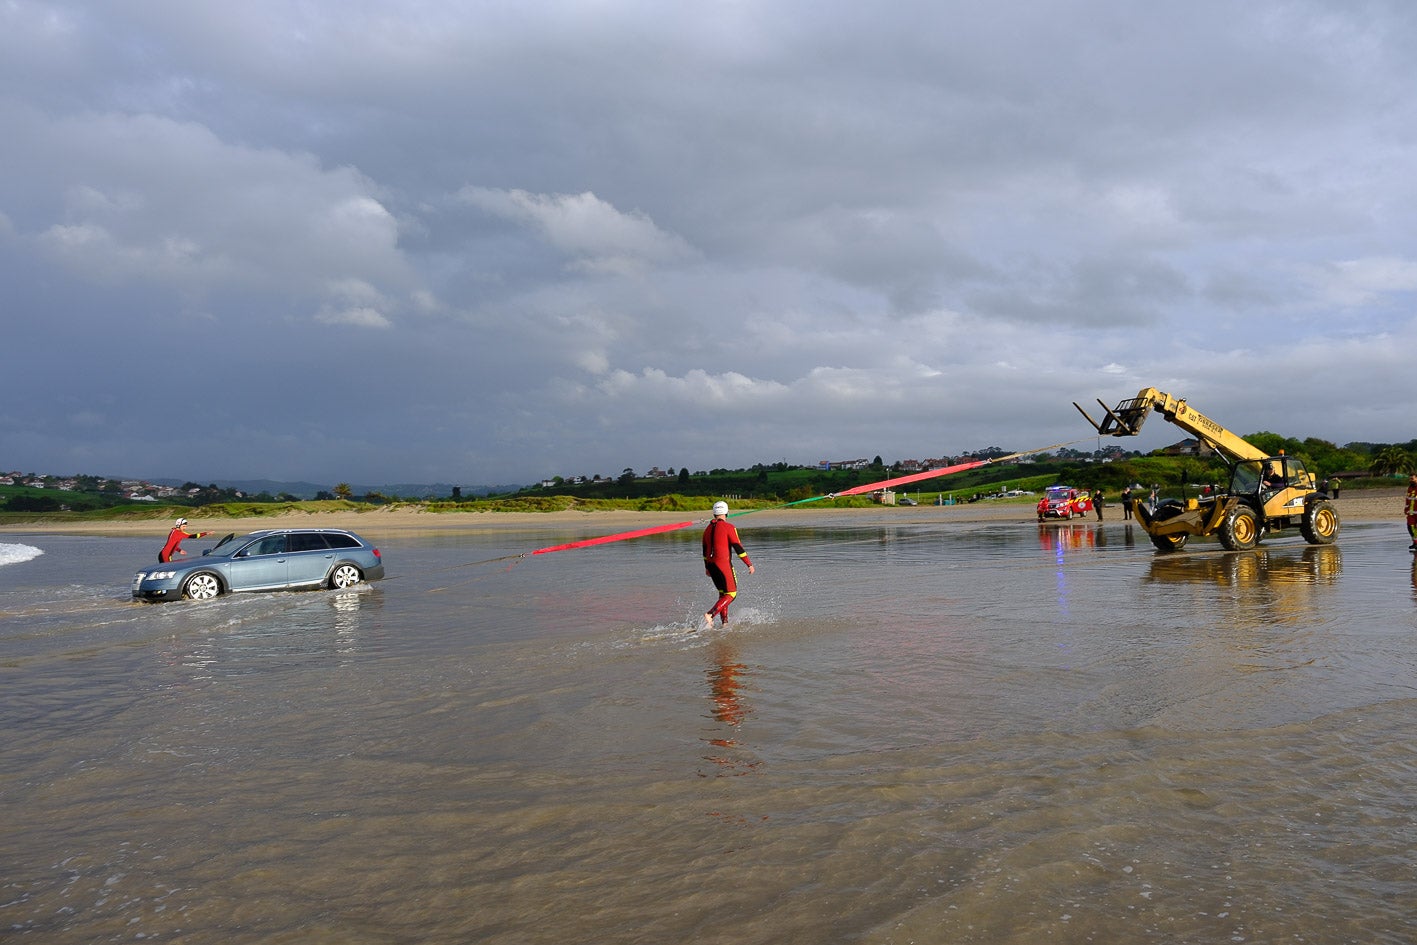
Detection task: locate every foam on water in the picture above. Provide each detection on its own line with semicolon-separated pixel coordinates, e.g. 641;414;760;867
0;541;44;567
602;605;780;650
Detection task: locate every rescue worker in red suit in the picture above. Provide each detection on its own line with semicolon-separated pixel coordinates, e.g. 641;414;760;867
159;517;210;563
1406;474;1417;552
702;501;754;628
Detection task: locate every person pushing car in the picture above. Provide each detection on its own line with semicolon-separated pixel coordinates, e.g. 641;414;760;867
702;501;754;628
158;517;210;563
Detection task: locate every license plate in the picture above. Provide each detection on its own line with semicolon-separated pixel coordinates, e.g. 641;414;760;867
132;573;144;589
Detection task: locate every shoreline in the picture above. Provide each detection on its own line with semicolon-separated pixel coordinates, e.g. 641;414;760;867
0;489;1404;537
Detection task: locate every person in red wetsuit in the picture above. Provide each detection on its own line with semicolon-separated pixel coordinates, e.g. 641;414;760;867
158;518;210;563
702;501;754;628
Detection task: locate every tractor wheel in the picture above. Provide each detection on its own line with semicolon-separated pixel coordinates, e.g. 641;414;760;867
1150;532;1188;552
1219;505;1260;551
1300;500;1340;545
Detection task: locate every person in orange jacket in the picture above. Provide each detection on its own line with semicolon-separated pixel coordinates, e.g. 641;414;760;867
158;518;210;563
1406;474;1417;552
702;501;754;628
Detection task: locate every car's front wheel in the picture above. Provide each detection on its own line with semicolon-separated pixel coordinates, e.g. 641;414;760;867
182;572;222;600
330;564;363;589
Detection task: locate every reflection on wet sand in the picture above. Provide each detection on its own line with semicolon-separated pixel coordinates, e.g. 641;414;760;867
156;587;383;683
701;639;759;778
1147;544;1342;587
1037;522;1097;553
1145;545;1344;644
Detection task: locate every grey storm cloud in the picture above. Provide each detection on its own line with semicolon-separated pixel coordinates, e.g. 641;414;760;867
2;0;1415;486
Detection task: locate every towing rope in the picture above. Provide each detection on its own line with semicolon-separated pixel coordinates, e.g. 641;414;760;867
433;436;1096;574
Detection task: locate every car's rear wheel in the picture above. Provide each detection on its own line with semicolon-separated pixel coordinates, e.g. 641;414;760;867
182;572;222;600
330;564;363;589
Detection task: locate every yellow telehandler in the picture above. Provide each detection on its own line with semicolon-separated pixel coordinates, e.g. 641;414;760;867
1074;387;1340;552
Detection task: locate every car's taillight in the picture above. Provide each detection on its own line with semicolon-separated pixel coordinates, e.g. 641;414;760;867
372;548;381;558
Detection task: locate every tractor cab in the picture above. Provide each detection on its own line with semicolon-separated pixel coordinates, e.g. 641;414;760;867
1235;456;1309;507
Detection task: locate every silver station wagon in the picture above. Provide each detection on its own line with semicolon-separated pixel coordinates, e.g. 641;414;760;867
132;527;385;601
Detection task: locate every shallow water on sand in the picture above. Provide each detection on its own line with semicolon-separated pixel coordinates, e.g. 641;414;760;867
3;517;1417;944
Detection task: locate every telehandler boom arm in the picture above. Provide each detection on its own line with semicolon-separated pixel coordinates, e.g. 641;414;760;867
1073;387;1268;464
1072;386;1339;552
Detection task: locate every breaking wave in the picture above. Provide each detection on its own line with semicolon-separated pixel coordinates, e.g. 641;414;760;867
0;542;44;567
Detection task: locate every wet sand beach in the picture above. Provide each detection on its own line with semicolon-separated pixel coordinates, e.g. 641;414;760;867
3;490;1415;943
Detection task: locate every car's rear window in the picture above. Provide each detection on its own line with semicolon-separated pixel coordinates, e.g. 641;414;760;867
324;533;361;549
288;533;331;552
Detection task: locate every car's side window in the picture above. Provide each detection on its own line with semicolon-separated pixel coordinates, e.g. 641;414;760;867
247;535;287;556
288;533;331;552
324;534;360;549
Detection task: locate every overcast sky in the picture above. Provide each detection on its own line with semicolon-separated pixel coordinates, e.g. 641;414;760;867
3;1;1414;487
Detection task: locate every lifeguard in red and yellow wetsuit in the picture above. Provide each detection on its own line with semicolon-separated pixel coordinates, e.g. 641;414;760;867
702;501;754;628
158;518;210;563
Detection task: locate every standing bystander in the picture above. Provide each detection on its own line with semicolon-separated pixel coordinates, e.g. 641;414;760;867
1406;474;1417;552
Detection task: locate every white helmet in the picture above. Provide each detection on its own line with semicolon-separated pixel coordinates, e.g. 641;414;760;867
712;501;729;516
176;517;188;526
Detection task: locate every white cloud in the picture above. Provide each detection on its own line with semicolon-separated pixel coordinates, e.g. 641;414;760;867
10;109;413;325
312;278;394;328
459;187;696;276
315;306;392;329
1311;256;1417;308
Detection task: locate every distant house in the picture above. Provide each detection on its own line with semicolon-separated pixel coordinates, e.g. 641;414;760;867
1159;438;1214;457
